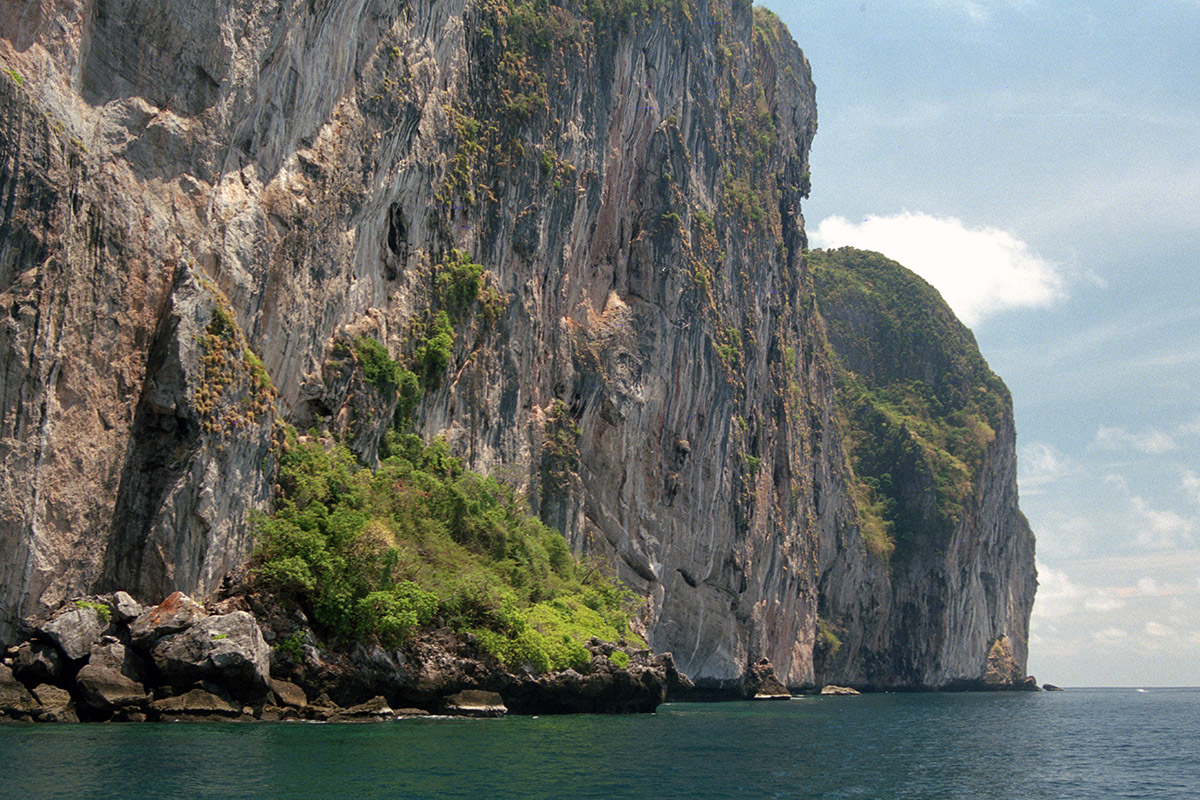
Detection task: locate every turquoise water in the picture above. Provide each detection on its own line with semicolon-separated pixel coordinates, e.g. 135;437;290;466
2;689;1198;799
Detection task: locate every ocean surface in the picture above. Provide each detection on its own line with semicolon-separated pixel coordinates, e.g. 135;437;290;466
2;688;1198;799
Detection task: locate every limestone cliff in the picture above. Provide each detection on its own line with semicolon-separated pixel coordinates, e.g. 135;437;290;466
0;0;1034;690
810;247;1037;688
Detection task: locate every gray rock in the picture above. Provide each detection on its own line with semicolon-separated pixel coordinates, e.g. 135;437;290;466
819;685;861;696
42;607;107;660
443;689;506;718
32;684;78;723
152;611;270;701
86;641;146;684
130;591;206;646
270;678;308;709
112;591;145;623
332;695;394;722
0;664;40;715
12;640;65;686
150;688;241;719
394;708;431;717
76;664;146;714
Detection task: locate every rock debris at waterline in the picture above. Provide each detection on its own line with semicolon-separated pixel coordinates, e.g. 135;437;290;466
0;592;686;722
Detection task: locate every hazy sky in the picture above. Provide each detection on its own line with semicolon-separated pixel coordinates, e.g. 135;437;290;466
762;0;1200;686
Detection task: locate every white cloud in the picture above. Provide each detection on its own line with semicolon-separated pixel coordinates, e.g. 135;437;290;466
1130;497;1195;549
1093;627;1129;644
1031;561;1083;619
811;211;1068;326
929;0;1037;23
1144;621;1175;638
1093;425;1178;455
1019;442;1075;495
1183;471;1200;506
1084;594;1125;613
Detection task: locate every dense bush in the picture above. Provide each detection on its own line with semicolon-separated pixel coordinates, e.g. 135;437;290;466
253;433;642;668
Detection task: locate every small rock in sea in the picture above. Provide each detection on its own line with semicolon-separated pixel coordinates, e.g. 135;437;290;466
1043;683;1064;691
150;688;242;721
332;695;395;722
443;689;507;718
819;685;861;696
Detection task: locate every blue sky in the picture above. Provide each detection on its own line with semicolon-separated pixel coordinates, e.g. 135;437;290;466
762;0;1200;686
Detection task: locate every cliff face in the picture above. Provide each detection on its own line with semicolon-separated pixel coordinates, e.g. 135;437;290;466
810;247;1037;688
0;1;1033;689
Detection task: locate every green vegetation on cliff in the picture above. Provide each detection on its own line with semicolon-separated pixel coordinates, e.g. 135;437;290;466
252;432;641;671
810;247;1010;560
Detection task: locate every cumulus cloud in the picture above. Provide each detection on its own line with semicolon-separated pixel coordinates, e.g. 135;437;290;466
1084;594;1125;613
1019;442;1076;495
1093;425;1179;455
1130;497;1195;549
1144;621;1176;638
1183;471;1200;506
810;211;1068;326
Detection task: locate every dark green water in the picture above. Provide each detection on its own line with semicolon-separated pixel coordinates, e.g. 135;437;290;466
3;689;1198;799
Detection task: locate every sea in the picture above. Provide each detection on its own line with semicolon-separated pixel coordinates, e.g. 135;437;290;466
2;688;1197;799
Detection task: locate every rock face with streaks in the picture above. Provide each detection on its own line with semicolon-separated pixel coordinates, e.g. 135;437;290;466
0;0;1034;691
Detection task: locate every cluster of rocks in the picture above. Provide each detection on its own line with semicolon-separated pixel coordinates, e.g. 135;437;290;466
1;591;689;723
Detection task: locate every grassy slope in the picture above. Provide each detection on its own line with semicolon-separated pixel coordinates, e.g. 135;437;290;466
253;432;643;672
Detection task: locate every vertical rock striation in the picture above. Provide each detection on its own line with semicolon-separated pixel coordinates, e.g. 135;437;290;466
0;1;1034;689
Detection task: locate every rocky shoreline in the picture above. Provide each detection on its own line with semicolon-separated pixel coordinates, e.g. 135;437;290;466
0;592;689;723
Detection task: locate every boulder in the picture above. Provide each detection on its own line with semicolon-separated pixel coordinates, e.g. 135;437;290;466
746;657;790;700
270;678;308;709
258;705;300;722
332;695;395;722
820;685;861;696
32;684;78;723
0;664;40;717
130;591;206;646
152;611;270;702
1043;683;1064;692
42;607;107;660
11;640;65;686
444;689;506;718
87;641;147;683
394;707;431;717
76;663;147;715
112;591;146;623
150;688;241;720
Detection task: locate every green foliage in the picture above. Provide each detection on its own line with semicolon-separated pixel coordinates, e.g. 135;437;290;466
541;399;580;492
810;247;1010;561
609;649;630;669
433;249;485;315
253;437;640;668
817;616;842;658
414;311;455;384
353;336;414;397
274;631;305;660
4;68;24;88
75;600;112;624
